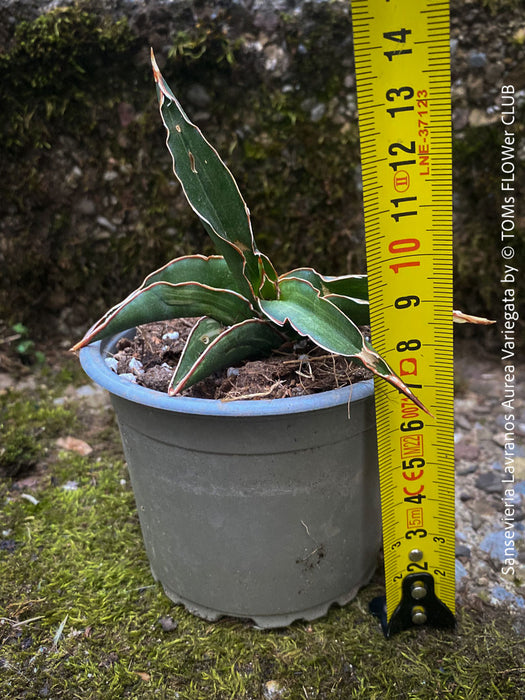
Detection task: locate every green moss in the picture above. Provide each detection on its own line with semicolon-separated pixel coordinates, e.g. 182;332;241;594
0;392;75;477
168;25;242;67
0;3;137;151
2;473;525;700
1;369;524;698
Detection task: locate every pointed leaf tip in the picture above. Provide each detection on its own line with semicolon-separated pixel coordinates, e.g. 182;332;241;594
150;47;163;91
151;48;160;81
357;346;432;416
453;309;495;325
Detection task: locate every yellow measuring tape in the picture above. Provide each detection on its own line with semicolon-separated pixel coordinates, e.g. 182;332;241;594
351;0;456;635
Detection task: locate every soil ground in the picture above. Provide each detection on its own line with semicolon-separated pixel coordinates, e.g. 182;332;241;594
110;320;372;399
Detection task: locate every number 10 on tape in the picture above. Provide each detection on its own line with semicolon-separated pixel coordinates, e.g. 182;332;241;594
350;0;456;636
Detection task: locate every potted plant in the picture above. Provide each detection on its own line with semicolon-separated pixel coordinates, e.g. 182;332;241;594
73;52;487;627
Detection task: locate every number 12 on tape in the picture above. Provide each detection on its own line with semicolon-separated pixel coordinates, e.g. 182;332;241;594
350;0;456;636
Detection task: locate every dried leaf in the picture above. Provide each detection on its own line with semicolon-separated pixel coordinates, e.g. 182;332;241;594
135;672;151;682
56;436;93;456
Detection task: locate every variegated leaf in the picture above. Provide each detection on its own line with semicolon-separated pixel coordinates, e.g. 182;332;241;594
71;280;254;350
141;254;240;292
259;277;428;413
280;267;368;299
169;317;285;395
152;50;263;299
281;268;370;324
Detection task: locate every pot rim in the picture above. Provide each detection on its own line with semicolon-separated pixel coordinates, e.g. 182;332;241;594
79;330;374;417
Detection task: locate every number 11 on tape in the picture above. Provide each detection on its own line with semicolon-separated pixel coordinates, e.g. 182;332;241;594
350;0;456;636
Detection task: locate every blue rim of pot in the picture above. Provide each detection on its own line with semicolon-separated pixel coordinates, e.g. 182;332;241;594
79;330;374;417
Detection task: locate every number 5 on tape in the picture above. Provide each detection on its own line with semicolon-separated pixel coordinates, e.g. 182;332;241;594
351;0;456;636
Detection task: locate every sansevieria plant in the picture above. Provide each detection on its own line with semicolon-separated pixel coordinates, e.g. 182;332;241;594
72;51;490;409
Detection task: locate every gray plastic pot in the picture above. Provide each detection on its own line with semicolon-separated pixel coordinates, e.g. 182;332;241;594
80;331;381;628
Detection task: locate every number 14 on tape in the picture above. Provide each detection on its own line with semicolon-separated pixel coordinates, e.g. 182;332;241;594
350;0;456;636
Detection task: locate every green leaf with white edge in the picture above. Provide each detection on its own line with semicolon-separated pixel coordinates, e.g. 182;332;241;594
141;254;242;293
280;268;368;300
257;253;279;299
324;294;369;326
280;268;370;323
152;51;261;299
259;277;428;413
71;281;254;350
169;317;286;395
169;317;224;392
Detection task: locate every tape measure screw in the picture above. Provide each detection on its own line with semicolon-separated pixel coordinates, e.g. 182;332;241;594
410;581;427;600
411;606;428;625
408;549;423;562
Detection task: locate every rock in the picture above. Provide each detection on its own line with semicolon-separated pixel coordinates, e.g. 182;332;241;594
96;216;117;233
456;440;480;461
76;384;101;397
310;102;326;122
455;560;468;585
158;615;178;632
76;197;96;215
0;373;15;392
68;384;111;410
457;463;477;476
455;414;472;431
263;680;284;699
466;75;484;102
490;585;525;609
468;50;487;68
105;357;119;372
515;482;525;496
480;528;523;564
514;457;525;481
493;433;507;448
62;480;79;491
475;472;502;494
254;8;280;33
263;44;289;75
128;357;144;375
471;512;483;531
485;59;505;84
456;543;471;559
468;108;500;127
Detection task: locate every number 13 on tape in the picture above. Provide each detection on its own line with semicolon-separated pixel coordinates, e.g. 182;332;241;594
350;0;456;636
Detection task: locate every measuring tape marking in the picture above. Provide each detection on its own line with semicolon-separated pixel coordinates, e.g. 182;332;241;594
351;0;456;634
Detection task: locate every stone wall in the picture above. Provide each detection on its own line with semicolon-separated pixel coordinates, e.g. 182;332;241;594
0;0;523;346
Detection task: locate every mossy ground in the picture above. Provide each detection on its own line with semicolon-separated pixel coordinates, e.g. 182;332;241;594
1;356;524;699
